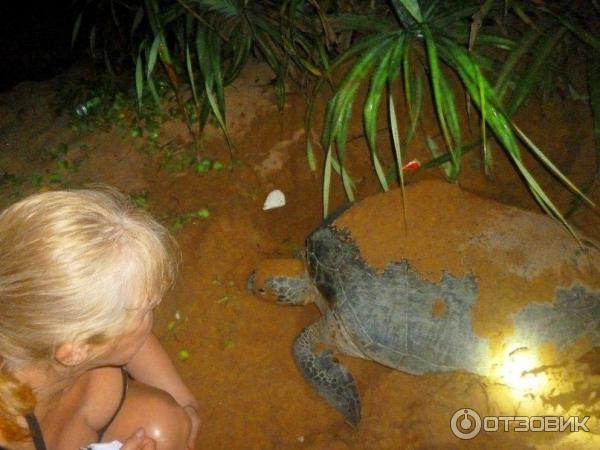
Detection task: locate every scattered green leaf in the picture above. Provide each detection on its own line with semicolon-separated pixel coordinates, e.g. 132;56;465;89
216;295;229;305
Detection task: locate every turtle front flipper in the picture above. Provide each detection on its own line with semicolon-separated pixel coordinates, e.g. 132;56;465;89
293;319;361;426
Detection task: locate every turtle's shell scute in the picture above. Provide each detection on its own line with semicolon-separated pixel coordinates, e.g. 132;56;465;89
307;223;489;374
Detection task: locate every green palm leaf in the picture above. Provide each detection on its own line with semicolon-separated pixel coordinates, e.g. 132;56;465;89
364;37;405;192
438;38;590;238
391;0;423;24
506;27;567;115
423;24;460;179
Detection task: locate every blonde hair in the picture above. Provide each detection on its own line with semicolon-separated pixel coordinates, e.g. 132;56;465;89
0;187;179;442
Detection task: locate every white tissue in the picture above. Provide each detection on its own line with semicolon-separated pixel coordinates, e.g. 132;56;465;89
262;189;286;210
84;441;123;450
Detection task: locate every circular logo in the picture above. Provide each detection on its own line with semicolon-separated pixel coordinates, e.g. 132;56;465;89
450;408;482;440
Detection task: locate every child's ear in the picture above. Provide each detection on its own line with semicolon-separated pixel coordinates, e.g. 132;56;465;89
55;342;90;366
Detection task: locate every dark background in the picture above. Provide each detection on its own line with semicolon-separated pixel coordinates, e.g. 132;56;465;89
0;1;76;92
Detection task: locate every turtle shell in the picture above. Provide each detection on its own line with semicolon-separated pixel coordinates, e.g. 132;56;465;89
305;179;600;376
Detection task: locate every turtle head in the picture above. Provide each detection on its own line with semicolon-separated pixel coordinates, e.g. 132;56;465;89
248;258;315;305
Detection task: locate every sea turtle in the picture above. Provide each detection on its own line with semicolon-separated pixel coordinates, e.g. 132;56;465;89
248;179;600;425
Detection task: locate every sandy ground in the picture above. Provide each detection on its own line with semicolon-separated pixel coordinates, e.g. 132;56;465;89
0;61;598;449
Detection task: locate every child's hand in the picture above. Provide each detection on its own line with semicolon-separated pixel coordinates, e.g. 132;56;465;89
183;405;200;449
121;428;156;450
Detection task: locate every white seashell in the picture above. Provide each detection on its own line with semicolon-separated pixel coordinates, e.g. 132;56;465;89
263;189;286;210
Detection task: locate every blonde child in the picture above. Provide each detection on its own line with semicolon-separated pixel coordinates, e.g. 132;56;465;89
0;188;200;449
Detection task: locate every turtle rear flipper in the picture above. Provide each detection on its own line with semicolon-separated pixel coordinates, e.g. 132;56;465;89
293;320;361;426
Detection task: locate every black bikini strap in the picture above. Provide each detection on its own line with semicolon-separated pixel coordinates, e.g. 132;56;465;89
25;413;48;450
96;367;129;441
23;368;129;448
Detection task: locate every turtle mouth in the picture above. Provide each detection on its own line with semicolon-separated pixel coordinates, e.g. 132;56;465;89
247;271;268;297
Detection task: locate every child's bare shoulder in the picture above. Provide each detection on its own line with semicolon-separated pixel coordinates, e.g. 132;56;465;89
77;366;128;432
36;368;124;448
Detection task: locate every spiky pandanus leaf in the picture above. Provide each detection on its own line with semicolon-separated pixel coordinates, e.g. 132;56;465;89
363;36;406;191
438;37;592;238
565;48;600;216
505;27;567;115
402;44;423;147
321;33;400;212
390;0;423;25
315;0;597;235
424;24;463;179
114;0;327;146
589;50;600;177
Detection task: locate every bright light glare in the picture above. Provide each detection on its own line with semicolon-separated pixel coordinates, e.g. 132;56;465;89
499;349;546;394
